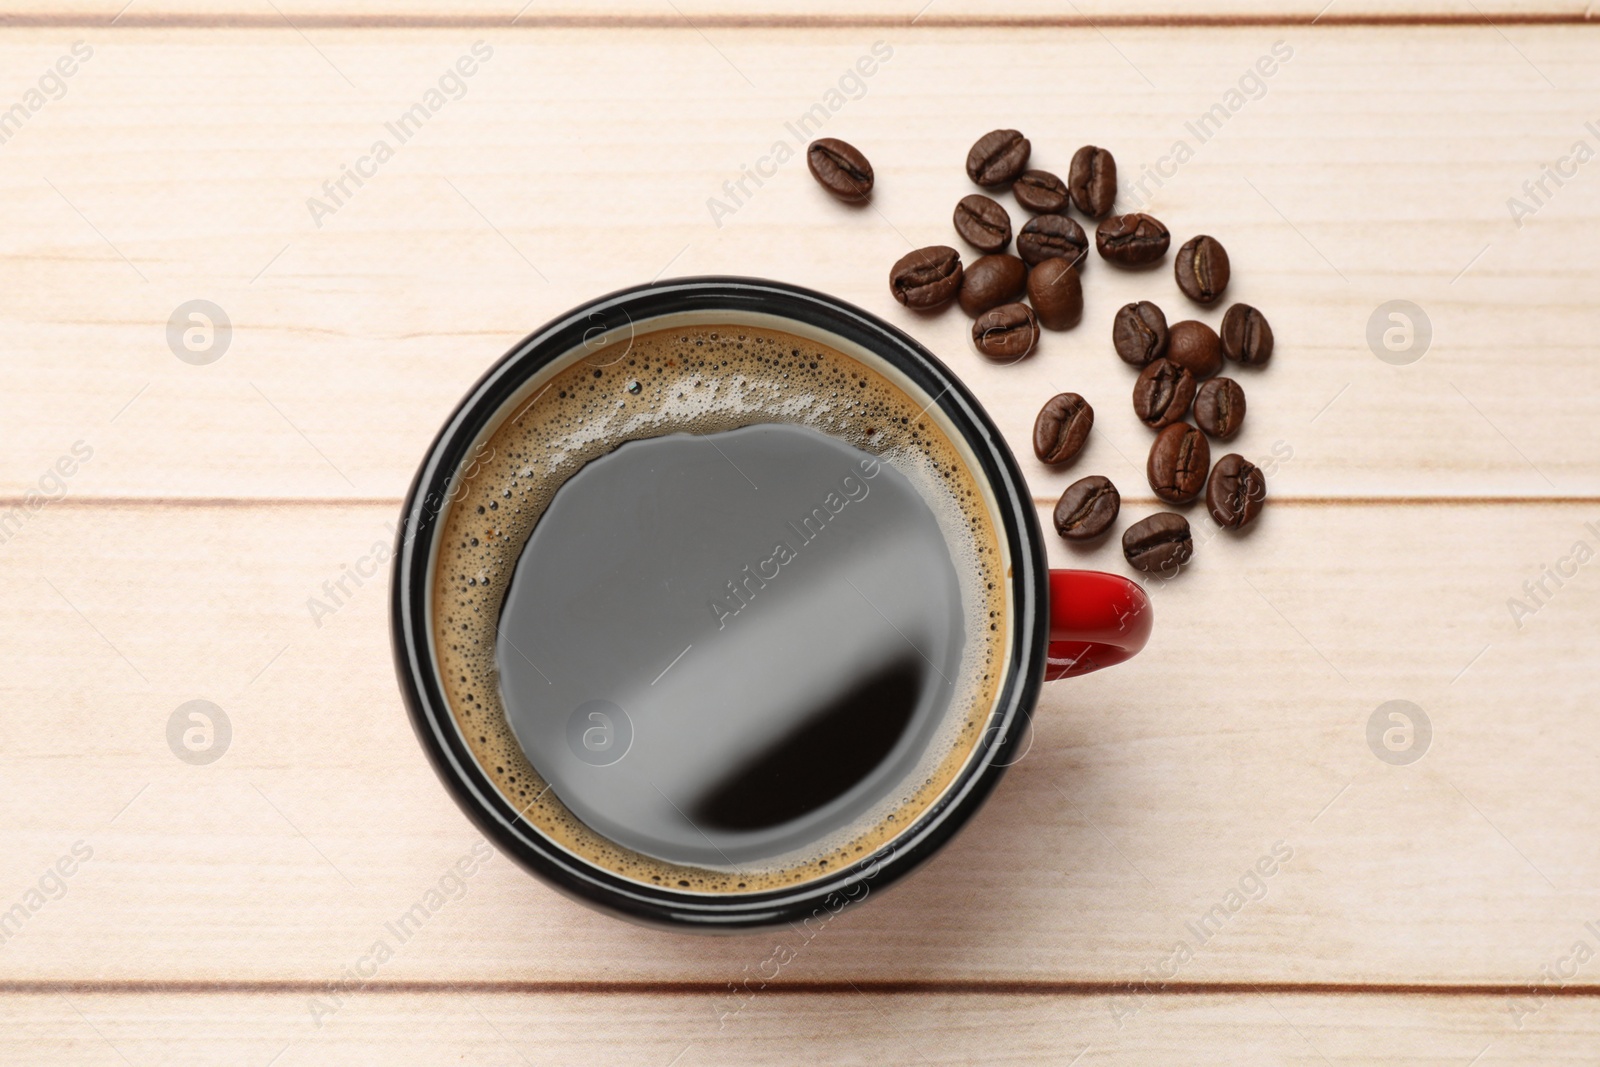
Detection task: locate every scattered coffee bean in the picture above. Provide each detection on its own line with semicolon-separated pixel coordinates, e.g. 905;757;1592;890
806;138;874;201
1013;169;1070;214
953;194;1012;253
972;302;1039;362
1112;301;1168;367
1122;512;1193;575
1096;213;1170;267
1166;319;1222;379
958;253;1027;316
1206;453;1266;530
1033;392;1093;464
966;129;1031;187
1068;146;1117;218
1017;214;1088;269
1132;358;1196;429
1147;422;1211;504
1193;377;1246;440
1054;475;1120;541
1174;235;1230;304
889;246;963;311
1221;303;1274;366
1027;258;1083;330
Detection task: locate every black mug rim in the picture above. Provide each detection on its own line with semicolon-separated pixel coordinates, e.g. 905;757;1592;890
390;276;1048;931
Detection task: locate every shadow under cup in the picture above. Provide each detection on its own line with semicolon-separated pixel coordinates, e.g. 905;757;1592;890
391;278;1051;931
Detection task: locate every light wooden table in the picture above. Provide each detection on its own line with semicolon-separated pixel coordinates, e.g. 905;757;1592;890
2;3;1598;1062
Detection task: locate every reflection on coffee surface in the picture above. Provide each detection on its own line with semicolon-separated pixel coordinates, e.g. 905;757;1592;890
432;324;1006;892
497;424;964;868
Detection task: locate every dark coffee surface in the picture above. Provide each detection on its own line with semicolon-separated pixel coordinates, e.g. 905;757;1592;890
496;424;965;868
430;323;1005;892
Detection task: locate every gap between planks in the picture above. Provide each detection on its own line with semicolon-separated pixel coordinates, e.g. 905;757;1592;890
0;979;1596;997
8;495;1600;510
0;12;1598;29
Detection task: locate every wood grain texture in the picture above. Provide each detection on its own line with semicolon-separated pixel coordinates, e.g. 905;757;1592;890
3;2;1599;26
0;28;1595;500
2;501;1596;986
3;15;1598;1064
6;990;1600;1065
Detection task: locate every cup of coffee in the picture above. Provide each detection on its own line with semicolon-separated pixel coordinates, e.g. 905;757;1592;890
391;278;1151;930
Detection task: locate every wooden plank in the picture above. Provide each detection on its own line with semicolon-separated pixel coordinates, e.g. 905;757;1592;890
2;499;1596;983
4;990;1600;1064
0;28;1595;499
3;3;1598;27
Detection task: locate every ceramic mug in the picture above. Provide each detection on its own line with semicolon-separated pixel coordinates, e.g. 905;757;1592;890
391;278;1151;930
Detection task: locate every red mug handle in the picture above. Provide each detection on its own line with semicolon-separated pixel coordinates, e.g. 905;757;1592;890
1045;570;1152;681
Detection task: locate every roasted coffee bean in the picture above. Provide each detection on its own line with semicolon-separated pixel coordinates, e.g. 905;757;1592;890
958;253;1027;316
1033;392;1093;464
1068;145;1117;218
1206;453;1266;530
889;246;963;310
1013;169;1070;213
966;129;1031;187
972;302;1039;362
1122;512;1193;575
806;138;874;201
1096;213;1170;267
953;194;1012;253
1193;377;1246;440
1054;475;1120;541
1221;303;1274;366
1027;258;1083;330
1147;422;1211;504
1016;214;1088;269
1166;320;1222;379
1132;358;1196;429
1174;235;1230;304
1112;301;1168;367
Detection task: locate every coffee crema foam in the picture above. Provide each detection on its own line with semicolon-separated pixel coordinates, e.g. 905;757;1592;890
431;323;1007;893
